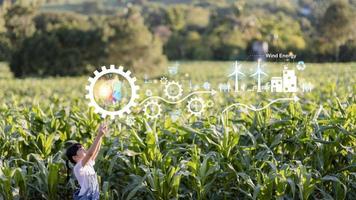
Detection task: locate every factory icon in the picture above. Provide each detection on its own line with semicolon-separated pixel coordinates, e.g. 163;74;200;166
271;66;298;93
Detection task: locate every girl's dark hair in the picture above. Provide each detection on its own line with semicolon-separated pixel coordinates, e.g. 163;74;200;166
65;143;82;181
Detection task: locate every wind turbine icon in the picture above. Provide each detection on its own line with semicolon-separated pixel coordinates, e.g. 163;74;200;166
228;61;245;92
250;58;267;92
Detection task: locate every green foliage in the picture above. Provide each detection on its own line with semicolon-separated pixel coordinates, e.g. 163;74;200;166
318;1;355;61
33;12;91;32
10;28;105;77
166;5;187;31
185;6;210;28
1;0;355;76
105;8;167;76
5;6;166;77
0;34;11;61
320;1;353;43
4;4;36;50
165;31;212;60
258;12;306;52
0;62;355;199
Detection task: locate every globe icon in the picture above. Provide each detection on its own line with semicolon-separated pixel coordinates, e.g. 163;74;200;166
296;61;306;70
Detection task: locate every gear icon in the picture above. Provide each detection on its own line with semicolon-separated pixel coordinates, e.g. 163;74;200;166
206;100;214;108
143;100;162;120
160;77;168;85
125;116;135;126
187;97;205;117
164;81;183;100
86;65;139;119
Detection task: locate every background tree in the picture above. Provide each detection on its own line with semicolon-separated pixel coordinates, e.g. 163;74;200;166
185;6;210;29
33;12;90;32
166;5;187;32
7;5;167;77
105;7;167;76
9;11;105;77
4;3;36;51
258;12;306;54
319;1;354;61
2;0;356;78
10;28;105;77
0;0;11;61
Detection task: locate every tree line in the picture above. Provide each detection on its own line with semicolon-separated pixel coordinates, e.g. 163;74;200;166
0;0;355;77
0;2;166;77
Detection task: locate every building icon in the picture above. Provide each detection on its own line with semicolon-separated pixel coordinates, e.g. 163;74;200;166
271;77;283;92
271;66;297;93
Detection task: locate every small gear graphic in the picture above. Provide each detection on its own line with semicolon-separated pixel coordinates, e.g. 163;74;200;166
187;97;205;117
160;77;168;85
125;116;135;126
164;81;183;100
206;100;214;108
86;65;139;119
143;100;162;120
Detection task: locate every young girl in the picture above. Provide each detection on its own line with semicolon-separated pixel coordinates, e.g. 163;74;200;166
66;123;107;200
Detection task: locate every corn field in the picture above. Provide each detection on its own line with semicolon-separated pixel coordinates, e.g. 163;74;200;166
0;62;355;200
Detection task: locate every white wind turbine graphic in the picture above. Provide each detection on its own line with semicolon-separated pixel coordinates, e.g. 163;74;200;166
250;58;267;92
228;61;245;92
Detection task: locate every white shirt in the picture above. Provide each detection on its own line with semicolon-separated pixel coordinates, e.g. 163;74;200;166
73;159;99;196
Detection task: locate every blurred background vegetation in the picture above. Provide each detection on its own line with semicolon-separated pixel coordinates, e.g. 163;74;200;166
0;0;355;77
0;1;355;199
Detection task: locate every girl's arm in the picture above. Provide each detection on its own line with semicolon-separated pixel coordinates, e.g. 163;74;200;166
81;123;107;166
93;123;108;160
92;136;102;161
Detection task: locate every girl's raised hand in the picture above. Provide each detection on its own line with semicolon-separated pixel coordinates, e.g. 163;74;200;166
98;123;108;136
